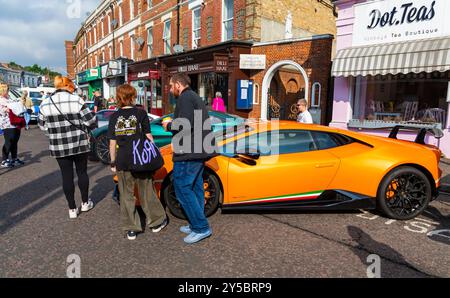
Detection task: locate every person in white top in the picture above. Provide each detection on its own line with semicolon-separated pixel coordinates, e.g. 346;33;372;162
296;98;313;124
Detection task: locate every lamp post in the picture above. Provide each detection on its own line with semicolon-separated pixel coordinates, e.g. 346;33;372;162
110;1;118;59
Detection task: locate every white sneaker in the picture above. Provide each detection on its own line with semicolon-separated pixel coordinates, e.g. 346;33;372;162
81;199;94;212
69;208;80;219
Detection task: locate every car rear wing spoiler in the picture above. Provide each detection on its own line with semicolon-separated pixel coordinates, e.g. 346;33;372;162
388;125;444;145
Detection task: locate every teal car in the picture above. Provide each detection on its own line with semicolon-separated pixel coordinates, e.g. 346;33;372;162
92;111;245;164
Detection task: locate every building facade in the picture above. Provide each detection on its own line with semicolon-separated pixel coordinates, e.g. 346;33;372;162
0;64;42;89
330;0;450;157
69;0;336;118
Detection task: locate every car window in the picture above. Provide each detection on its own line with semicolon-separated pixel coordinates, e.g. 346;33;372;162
29;92;42;98
220;130;317;156
311;132;354;150
311;132;339;150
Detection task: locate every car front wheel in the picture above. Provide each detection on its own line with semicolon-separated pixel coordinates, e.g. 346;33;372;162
377;166;432;220
95;133;111;165
163;170;222;220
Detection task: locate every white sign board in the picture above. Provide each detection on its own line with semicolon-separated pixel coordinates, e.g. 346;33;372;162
240;54;266;70
352;0;450;47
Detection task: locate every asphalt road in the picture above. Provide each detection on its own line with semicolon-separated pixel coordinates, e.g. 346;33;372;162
1;126;449;278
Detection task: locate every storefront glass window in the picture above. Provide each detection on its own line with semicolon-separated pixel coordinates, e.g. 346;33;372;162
130;79;163;115
352;71;449;128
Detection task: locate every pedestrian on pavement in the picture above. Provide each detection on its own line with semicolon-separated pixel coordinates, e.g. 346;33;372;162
20;91;33;130
0;83;26;168
38;76;97;219
93;90;104;113
162;73;216;244
107;96;117;110
296;98;313;124
212;92;226;113
108;84;168;241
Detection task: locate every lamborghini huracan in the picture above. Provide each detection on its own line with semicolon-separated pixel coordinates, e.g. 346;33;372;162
152;121;443;221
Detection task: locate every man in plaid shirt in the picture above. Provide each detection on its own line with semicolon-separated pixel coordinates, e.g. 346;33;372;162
39;76;98;219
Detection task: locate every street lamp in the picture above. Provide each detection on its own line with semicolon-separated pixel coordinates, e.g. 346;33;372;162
110;1;118;59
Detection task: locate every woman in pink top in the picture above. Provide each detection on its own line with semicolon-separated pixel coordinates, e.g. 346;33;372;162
211;92;226;113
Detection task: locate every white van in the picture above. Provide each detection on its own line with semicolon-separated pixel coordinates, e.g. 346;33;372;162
20;87;55;121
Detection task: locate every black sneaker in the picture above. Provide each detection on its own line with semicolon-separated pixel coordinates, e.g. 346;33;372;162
13;159;25;166
127;231;137;240
152;218;168;233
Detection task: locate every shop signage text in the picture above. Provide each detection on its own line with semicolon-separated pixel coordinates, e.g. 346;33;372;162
214;56;229;73
352;0;450;46
367;1;436;30
240;55;266;70
178;64;200;73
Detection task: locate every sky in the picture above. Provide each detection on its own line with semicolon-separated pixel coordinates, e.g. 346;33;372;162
0;0;101;75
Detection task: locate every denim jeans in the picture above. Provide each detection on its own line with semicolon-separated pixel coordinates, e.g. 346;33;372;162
173;161;210;234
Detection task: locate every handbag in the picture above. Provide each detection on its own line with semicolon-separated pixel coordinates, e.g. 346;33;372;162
49;93;94;138
9;110;25;128
122;122;164;173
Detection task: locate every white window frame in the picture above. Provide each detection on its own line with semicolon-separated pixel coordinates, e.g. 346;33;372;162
147;27;153;58
130;0;134;19
163;20;171;55
130;35;135;60
119;40;124;57
109;45;113;60
93;25;97;43
108;14;112;34
222;0;234;42
101;19;105;38
119;4;123;26
192;7;201;49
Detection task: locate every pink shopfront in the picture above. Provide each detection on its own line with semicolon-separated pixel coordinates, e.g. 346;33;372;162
330;0;450;157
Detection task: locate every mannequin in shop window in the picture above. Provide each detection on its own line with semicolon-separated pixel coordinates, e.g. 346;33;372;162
212;92;226;113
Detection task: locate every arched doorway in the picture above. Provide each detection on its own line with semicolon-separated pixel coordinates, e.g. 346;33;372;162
261;60;309;120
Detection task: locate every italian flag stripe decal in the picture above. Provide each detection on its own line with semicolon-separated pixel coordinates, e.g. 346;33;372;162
229;191;323;205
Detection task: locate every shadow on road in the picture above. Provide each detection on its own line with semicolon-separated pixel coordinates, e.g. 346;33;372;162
0;150;49;177
422;205;450;246
0;163;107;235
347;226;430;278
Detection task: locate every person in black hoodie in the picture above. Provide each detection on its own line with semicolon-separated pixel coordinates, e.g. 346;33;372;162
163;73;216;244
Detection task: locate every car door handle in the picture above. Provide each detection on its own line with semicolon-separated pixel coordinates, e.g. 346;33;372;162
315;163;336;168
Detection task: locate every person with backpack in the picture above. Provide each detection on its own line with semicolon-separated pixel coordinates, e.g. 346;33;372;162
38;76;97;219
108;84;168;241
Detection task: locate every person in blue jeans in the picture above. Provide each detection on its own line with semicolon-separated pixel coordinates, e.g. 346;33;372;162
163;73;216;244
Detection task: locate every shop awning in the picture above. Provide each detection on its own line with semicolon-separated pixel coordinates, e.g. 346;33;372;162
332;37;450;77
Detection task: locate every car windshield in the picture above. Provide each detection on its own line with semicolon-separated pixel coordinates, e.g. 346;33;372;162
29;92;42;98
97;110;116;121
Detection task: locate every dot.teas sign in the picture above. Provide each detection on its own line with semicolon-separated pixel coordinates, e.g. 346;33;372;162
352;0;450;47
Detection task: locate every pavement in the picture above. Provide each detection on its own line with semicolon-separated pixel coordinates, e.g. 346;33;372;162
0;126;449;278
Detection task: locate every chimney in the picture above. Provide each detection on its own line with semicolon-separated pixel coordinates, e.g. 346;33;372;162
65;40;75;80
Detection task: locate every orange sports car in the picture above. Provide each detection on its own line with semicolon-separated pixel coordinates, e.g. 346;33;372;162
151;121;442;221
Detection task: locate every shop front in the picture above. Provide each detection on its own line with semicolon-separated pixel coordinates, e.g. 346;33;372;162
101;58;132;100
76;70;90;98
160;41;252;116
76;67;103;100
331;0;450;157
128;59;163;116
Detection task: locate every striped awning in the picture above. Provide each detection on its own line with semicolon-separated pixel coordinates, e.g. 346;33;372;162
332;37;450;77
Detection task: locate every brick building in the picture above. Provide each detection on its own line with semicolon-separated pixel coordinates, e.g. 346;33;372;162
68;0;336;121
